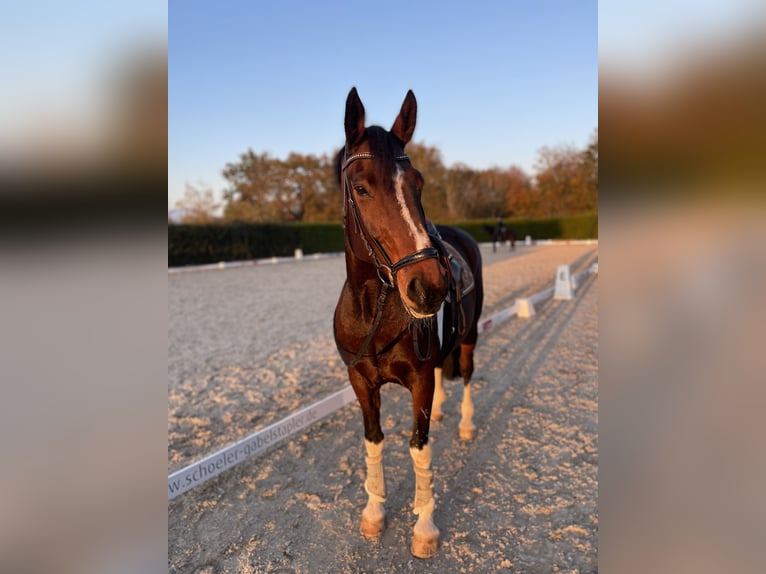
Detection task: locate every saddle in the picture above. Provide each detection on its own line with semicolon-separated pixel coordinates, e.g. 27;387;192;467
427;224;475;363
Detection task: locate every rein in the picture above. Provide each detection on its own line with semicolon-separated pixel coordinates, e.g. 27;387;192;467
337;151;442;367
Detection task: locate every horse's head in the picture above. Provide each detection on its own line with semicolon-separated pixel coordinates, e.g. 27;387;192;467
337;87;447;319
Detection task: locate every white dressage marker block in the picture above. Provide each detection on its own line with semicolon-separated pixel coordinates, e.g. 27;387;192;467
525;235;532;246
516;298;536;318
554;265;576;300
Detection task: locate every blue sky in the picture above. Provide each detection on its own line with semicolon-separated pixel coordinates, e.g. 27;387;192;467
169;0;597;208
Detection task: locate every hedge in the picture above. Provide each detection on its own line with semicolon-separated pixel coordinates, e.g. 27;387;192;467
168;214;597;267
168;222;344;267
454;213;598;243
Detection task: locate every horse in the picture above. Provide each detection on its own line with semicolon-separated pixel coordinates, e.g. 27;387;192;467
483;223;516;252
333;87;484;559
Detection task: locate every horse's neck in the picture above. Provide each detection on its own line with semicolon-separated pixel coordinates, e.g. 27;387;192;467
344;251;378;299
343;220;378;285
341;222;408;328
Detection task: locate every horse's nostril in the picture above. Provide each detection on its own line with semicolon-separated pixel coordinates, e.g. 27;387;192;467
406;276;446;313
407;277;426;304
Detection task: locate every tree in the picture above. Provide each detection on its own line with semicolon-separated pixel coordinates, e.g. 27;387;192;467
216;129;598;223
221;150;337;222
443;163;477;220
174;183;220;223
534;142;597;216
501;166;536;217
580;129;598;211
222;150;284;221
281;152;336;221
444;166;510;219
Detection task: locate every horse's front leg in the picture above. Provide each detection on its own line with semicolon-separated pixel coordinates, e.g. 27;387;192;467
409;371;440;558
350;370;386;538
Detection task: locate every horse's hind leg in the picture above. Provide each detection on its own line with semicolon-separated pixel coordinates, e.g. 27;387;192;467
458;343;477;440
409;376;440;558
351;376;387;538
431;367;446;421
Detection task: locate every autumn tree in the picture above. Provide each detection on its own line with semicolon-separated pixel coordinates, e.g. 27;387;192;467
174;183;220;223
501;166;536;217
281;152;338;221
580;129;598;211
221;150;337;222
222;150;282;221
443;163;476;220
217;130;597;223
443;165;511;219
534;140;598;216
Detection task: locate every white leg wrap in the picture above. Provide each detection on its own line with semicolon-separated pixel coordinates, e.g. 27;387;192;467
431;367;446;420
363;439;386;504
459;384;476;440
409;444;439;557
410;444;434;511
360;439;386;538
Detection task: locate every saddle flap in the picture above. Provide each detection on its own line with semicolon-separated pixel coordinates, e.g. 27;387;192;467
442;241;475;298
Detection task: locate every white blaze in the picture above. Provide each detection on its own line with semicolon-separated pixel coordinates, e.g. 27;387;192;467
394;166;429;251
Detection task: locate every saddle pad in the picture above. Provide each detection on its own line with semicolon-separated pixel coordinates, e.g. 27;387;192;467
442;240;475;297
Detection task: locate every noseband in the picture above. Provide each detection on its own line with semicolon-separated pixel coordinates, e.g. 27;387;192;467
341;152;439;287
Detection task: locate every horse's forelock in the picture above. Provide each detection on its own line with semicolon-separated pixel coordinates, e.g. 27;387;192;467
367;127;399;177
336;126;405;190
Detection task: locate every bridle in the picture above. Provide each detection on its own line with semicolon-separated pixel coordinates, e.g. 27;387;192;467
341;151;439;288
336;150;444;366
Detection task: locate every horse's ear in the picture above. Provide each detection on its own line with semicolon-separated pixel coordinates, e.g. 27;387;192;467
344;87;366;149
391;90;417;146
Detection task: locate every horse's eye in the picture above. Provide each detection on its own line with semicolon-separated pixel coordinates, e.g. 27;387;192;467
353;185;371;197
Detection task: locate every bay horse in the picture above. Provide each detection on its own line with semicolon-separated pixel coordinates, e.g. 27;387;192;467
333;88;484;558
483;222;516;252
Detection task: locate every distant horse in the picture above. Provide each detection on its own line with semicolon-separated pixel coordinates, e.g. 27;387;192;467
483;223;516;252
333;88;484;558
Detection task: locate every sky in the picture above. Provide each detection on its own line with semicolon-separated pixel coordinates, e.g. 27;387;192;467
168;0;598;209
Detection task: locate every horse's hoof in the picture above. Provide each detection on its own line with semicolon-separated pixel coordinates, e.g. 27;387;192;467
411;532;439;558
459;426;476;441
360;514;385;539
431;412;443;422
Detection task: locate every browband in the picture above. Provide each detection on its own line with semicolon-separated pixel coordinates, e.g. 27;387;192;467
342;153;409;172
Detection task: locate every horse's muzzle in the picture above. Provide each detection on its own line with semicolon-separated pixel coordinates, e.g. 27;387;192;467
399;265;448;318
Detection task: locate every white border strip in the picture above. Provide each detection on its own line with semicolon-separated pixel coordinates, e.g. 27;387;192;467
168;252;343;274
168;260;598;499
168;387;356;500
478;301;519;334
530;239;598;246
